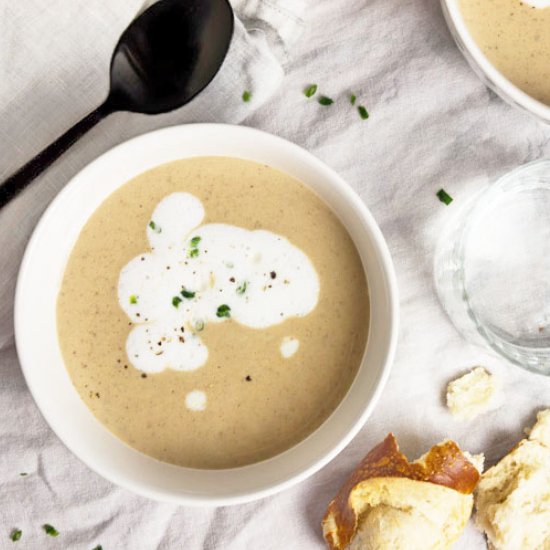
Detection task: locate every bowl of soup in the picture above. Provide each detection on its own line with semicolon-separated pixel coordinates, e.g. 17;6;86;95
442;0;550;123
15;124;398;505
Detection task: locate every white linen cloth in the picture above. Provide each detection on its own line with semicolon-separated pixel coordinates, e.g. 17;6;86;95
1;0;550;548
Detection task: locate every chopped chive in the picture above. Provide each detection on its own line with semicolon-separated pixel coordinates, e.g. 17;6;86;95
318;96;334;106
304;84;318;98
358;106;369;120
129;295;138;305
242;90;251;102
350;93;357;105
172;296;183;308
236;281;248;295
43;524;59;537
188;236;201;258
194;320;205;332
92;546;103;550
216;304;231;318
180;289;195;299
436;188;453;205
10;529;22;542
19;473;27;477
149;221;161;234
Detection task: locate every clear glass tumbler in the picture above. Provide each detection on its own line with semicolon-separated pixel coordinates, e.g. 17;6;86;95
435;160;550;375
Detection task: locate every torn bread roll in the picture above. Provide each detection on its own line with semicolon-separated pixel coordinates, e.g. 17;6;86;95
475;409;550;550
446;367;498;420
322;434;482;550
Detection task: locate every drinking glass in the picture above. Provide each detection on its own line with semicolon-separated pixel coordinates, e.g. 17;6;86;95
435;160;550;375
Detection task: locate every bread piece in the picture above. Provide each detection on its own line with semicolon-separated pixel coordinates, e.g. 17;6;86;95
446;367;497;420
322;433;481;550
475;409;550;550
526;408;550;447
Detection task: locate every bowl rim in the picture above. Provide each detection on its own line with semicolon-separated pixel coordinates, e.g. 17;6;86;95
14;123;399;505
441;0;550;123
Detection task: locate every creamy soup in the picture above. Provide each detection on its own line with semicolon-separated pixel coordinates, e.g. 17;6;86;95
57;157;369;469
460;0;550;105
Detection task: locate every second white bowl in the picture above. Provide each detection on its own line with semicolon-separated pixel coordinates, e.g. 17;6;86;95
442;0;550;124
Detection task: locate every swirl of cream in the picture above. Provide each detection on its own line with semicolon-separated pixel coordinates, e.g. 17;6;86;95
118;192;319;374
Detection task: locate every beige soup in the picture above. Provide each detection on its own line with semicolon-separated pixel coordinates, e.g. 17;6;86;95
459;0;550;106
57;157;369;469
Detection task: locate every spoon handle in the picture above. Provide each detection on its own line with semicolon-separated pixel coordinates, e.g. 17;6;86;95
0;100;113;209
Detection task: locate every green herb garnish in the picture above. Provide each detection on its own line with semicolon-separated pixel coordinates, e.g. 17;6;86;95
149;221;161;234
181;289;195;299
216;304;231;318
43;524;59;537
350;93;357;105
436;188;453;205
19;473;27;477
129;295;138;304
318;96;334;106
236;282;247;295
92;546;103;550
188;236;201;258
194;320;205;332
172;296;183;308
242;90;251;102
358;106;369;120
10;529;22;542
304;84;318;98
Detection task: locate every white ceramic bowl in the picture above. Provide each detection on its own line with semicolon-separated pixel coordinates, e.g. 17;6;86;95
442;0;550;124
15;124;398;506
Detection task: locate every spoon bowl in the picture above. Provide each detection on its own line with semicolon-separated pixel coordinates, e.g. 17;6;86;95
0;0;234;207
109;0;234;114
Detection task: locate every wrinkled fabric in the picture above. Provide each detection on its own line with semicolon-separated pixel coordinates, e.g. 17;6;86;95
1;0;550;548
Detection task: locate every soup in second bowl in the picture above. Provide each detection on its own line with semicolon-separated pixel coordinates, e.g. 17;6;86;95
57;157;370;469
459;0;550;105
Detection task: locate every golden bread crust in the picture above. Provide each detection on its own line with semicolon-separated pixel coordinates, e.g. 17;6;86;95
322;433;480;550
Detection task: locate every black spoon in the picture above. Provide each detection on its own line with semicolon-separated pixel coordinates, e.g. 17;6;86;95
0;0;233;208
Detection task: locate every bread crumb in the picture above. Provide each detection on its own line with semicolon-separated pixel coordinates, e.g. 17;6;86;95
462;451;485;474
526;408;550;447
475;409;550;550
446;367;497;420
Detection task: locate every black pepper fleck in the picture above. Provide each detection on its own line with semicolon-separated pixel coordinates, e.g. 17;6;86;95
270;271;277;279
141;373;147;379
245;375;252;381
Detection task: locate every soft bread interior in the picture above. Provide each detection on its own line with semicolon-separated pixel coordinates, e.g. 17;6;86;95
322;434;480;550
475;409;550;550
347;477;473;550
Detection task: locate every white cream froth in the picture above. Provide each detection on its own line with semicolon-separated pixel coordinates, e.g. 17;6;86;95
521;0;550;7
185;390;207;411
118;192;319;374
280;337;300;358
